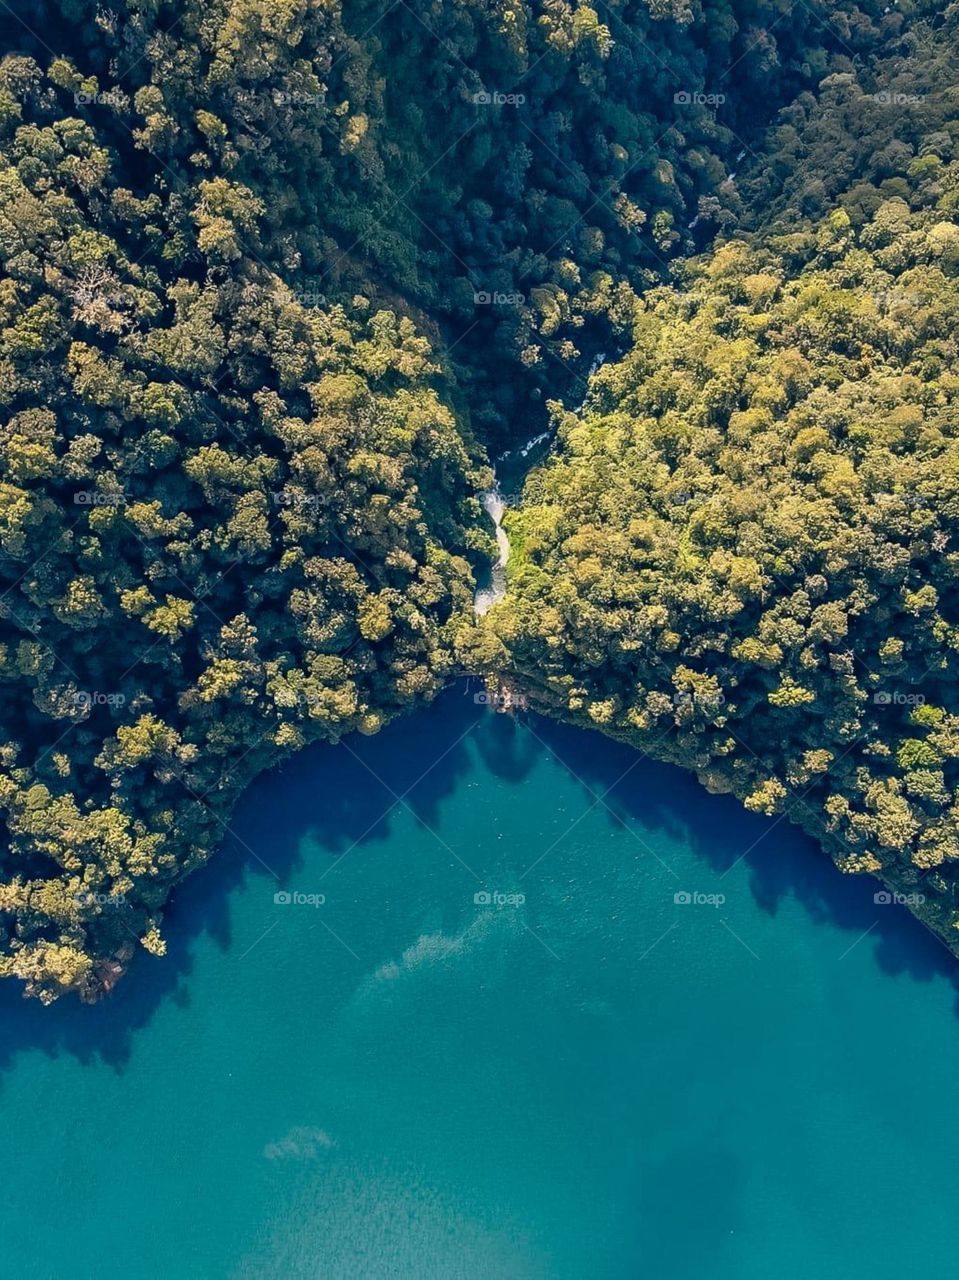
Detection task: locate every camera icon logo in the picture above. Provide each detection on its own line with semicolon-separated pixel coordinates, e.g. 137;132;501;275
673;91;691;104
673;891;692;905
474;891;492;905
273;891;292;905
873;891;892;905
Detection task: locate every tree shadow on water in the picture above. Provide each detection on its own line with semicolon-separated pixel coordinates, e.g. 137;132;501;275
472;707;543;783
0;689;485;1077
1;688;956;1077
526;711;959;1008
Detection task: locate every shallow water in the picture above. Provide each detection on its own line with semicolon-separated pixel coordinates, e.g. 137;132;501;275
2;688;958;1278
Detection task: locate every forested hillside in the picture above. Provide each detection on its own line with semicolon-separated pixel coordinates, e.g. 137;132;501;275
18;0;896;447
0;0;954;998
492;3;959;946
0;17;494;1000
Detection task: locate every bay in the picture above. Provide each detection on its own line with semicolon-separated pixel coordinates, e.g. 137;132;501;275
1;687;957;1278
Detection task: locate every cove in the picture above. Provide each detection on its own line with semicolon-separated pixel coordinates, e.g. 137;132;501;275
2;688;959;1279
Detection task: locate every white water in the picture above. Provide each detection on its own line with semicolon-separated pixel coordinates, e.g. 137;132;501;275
496;354;607;463
473;487;509;616
475;353;607;615
574;351;606;412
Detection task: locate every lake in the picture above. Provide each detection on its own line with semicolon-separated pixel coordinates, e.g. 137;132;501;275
2;686;958;1278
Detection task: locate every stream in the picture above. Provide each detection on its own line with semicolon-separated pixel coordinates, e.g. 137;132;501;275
473;354;606;616
473;487;509;616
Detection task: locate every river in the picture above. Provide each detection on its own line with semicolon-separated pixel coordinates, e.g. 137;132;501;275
473;487;510;616
474;355;607;616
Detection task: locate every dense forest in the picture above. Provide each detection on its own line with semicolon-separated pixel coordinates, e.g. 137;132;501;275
0;0;955;998
492;2;959;946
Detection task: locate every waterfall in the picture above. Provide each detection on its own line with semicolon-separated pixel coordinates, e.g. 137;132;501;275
474;486;510;616
474;353;607;615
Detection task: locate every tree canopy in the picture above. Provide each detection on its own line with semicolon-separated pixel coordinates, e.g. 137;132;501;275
490;1;959;948
0;0;955;997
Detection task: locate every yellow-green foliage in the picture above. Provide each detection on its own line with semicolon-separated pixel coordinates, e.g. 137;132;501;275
494;24;959;946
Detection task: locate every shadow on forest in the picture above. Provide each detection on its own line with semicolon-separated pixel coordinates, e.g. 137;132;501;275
0;679;957;1078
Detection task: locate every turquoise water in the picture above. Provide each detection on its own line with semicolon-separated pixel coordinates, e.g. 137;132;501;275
3;687;959;1278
